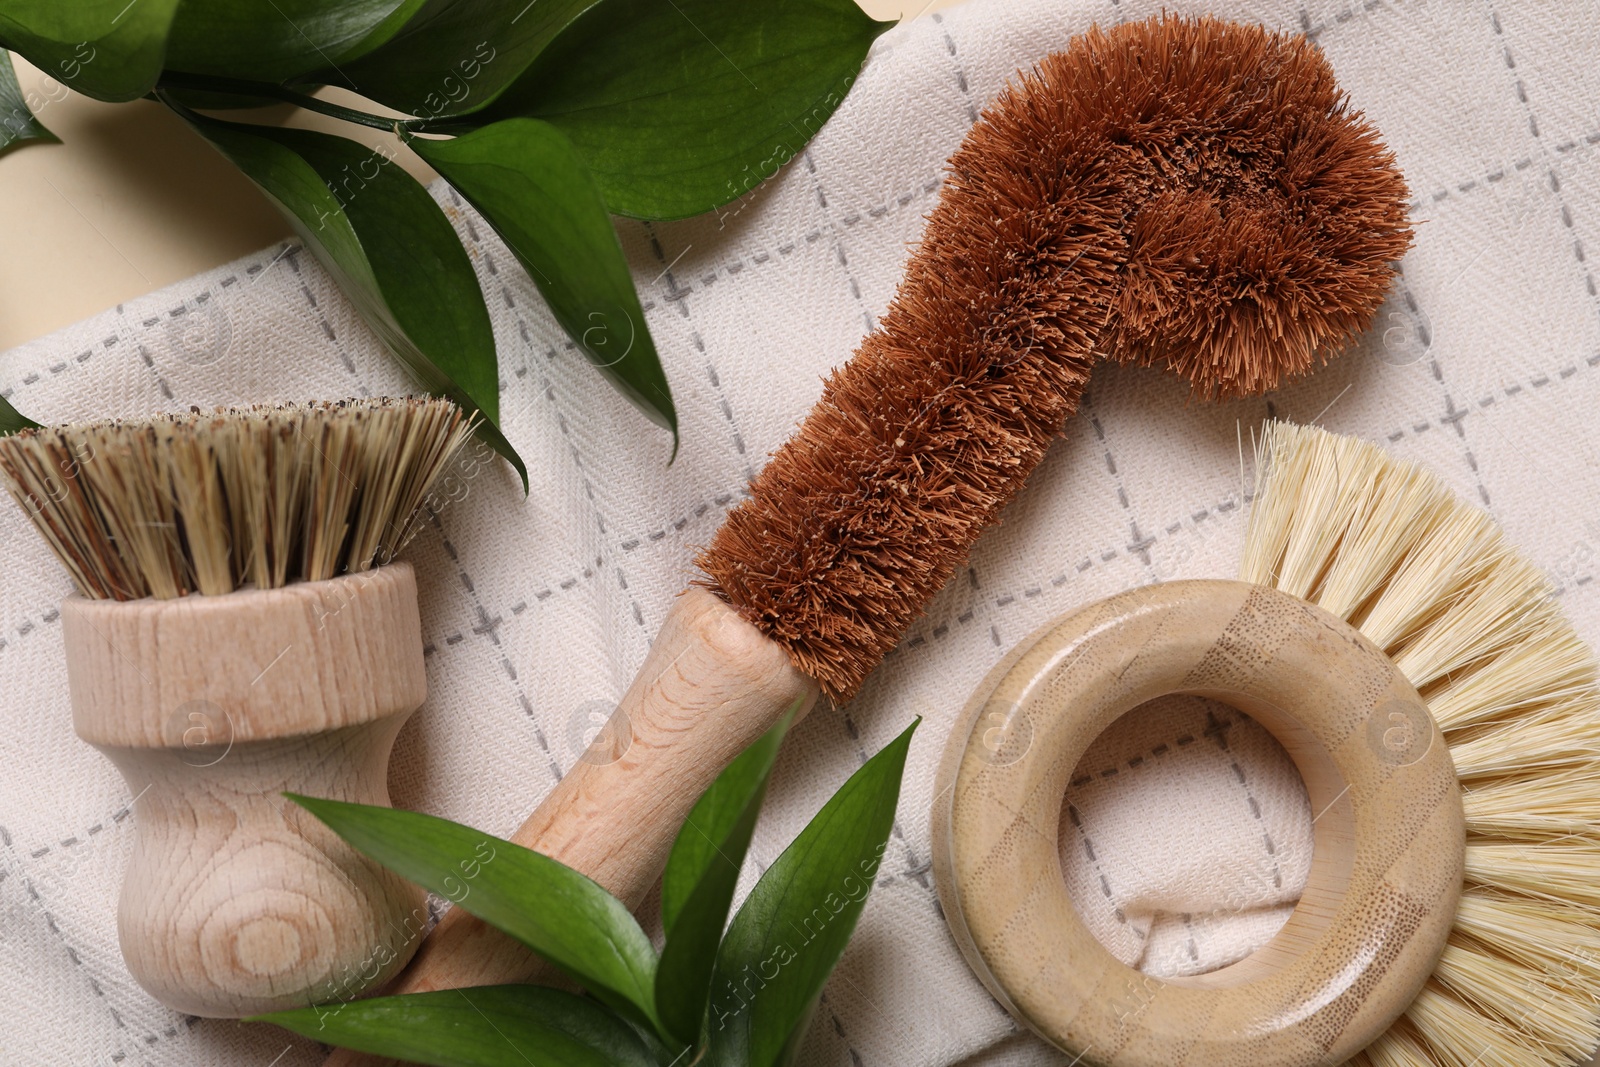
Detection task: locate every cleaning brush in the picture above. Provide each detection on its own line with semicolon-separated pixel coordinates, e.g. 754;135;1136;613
703;15;1412;700
0;397;473;1017
1244;423;1600;1067
933;421;1600;1067
329;13;1417;1033
1;397;470;600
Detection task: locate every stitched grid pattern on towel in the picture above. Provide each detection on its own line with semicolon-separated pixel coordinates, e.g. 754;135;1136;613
3;2;1599;1065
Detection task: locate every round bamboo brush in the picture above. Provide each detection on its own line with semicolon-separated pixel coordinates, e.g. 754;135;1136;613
0;397;474;1017
330;13;1416;1038
934;421;1600;1067
1248;423;1600;1067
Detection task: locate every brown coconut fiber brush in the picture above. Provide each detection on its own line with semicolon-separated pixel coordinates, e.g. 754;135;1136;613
0;397;473;1017
330;12;1420;1045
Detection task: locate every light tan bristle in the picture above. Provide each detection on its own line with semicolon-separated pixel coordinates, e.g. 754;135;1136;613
1243;420;1600;1065
1462;770;1600;839
1432;939;1600;1060
1406;982;1540;1067
0;397;474;600
1464;841;1600;910
1448;701;1600;780
1361;1022;1435;1067
1453;892;1600;980
1427;625;1594;734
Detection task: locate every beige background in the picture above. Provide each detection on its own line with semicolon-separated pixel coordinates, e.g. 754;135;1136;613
0;0;935;352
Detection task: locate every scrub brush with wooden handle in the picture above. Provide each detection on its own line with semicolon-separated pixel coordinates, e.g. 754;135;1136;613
335;13;1417;1030
1243;423;1600;1067
0;397;473;1017
934;420;1600;1066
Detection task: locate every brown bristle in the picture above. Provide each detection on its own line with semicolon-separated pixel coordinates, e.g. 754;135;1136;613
699;15;1413;701
0;397;474;601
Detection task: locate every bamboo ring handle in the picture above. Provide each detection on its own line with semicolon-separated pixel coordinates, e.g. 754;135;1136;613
61;564;427;1017
931;579;1464;1067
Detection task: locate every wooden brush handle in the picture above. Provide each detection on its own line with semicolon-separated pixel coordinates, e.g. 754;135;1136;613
932;579;1464;1067
62;564;428;1018
323;587;817;1067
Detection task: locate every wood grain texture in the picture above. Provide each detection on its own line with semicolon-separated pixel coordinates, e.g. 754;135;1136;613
322;585;819;1067
61;564;428;1018
931;579;1464;1067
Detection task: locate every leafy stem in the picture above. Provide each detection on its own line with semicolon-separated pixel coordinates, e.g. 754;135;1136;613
257;715;920;1067
153;70;456;134
2;0;891;476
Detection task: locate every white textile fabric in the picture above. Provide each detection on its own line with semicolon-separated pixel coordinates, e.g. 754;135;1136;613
4;1;1600;1064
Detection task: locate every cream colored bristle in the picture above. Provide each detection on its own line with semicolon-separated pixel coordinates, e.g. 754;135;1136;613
1465;841;1600;910
1358;507;1500;658
1407;982;1544;1067
1433;938;1600;1060
1463;770;1600;839
1426;622;1594;733
1362;1023;1438;1067
1454;892;1600;981
1242;420;1600;1065
0;398;475;601
1448;699;1600;779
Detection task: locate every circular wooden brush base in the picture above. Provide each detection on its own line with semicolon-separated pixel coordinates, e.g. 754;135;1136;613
60;565;428;1017
931;579;1464;1067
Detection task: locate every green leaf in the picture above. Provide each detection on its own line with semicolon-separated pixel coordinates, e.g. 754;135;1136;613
171;106;526;487
0;0;179;102
0;51;57;157
334;0;599;119
0;392;40;436
411;119;676;447
477;0;894;220
656;704;797;1045
255;984;657;1067
162;0;430;85
706;719;918;1067
287;795;661;1035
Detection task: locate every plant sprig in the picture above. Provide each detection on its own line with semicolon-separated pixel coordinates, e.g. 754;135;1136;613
257;710;919;1067
153;71;420;133
1;0;894;480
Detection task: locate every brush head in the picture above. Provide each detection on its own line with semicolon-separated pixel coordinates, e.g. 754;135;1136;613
0;397;473;601
1243;421;1600;1067
700;15;1412;700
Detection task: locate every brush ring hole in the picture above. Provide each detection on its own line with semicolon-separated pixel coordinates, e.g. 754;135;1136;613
932;579;1464;1067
